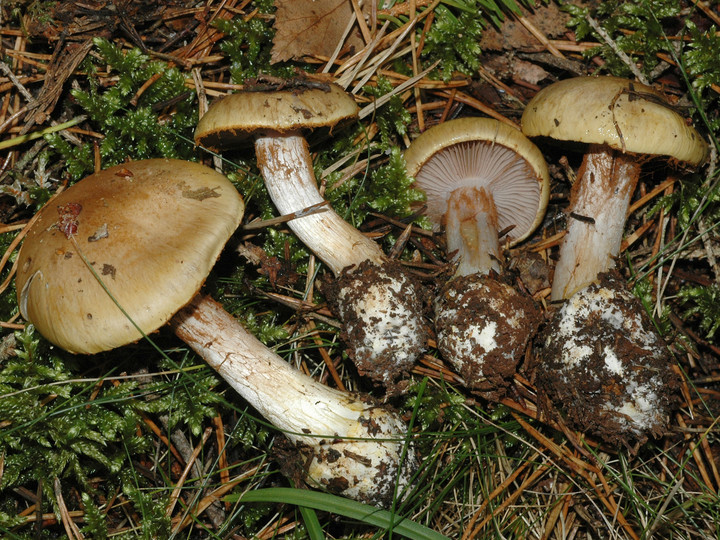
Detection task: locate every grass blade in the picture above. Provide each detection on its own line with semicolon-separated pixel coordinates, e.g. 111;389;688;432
231;488;449;540
298;505;325;540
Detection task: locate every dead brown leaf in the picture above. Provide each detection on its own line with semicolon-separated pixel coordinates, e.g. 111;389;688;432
271;0;366;63
480;2;570;52
512;58;550;85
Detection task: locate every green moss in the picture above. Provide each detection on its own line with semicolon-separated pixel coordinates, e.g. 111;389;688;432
214;5;303;84
421;3;485;81
364;76;412;150
404;380;470;432
684;22;720;91
44;131;95;180
564;0;682;77
683;21;720;133
79;492;109;539
0;234;19;323
46;38;197;180
368;147;426;217
679;284;720;339
0;324;247;534
0;327;137;498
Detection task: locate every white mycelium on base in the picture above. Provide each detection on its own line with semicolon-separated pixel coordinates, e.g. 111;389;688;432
538;273;677;445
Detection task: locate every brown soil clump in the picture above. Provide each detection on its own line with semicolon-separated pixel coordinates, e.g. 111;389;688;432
536;271;679;448
435;274;541;399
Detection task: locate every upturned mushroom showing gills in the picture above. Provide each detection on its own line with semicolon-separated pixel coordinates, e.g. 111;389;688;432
195;80;427;388
521;76;708;445
404;118;549;394
15;159;418;507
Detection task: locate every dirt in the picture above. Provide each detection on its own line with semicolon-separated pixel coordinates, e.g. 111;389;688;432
272;395;420;509
507;249;551;295
535;271;680;448
322;259;430;392
434;273;541;400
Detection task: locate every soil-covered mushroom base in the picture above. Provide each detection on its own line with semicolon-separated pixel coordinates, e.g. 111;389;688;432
536;271;679;447
303;404;419;507
323;259;429;390
435;274;541;399
274;401;420;509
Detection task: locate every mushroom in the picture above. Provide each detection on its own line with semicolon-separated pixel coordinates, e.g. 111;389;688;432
404;118;549;394
521;76;708;445
522;76;708;301
15;159;418;507
195;81;427;388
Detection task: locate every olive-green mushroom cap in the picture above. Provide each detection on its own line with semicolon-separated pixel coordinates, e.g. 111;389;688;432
16;159;244;355
404;117;550;246
195;83;359;151
521;76;708;166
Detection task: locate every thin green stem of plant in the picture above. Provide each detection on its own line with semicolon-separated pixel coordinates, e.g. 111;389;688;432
0;116;86;150
232;488;450;540
630;208;720;286
387;376;427;537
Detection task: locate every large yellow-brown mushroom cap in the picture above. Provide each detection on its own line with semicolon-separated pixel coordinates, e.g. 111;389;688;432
521;76;708;166
195;83;359;151
16;159;244;354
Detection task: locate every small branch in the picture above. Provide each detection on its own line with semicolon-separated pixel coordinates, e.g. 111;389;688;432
166;427;213;519
242;201;330;231
0;59;35;102
585;15;649;85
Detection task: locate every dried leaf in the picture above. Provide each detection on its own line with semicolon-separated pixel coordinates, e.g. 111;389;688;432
271;0;365;63
480;3;569;52
513;59;550;85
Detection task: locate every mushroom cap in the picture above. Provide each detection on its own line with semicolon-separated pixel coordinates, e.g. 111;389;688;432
16;159;244;355
521;76;708;166
404;117;550;245
195;83;359;151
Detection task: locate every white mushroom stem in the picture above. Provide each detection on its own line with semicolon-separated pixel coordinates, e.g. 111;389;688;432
170;294;416;506
445;186;501;277
254;132;427;386
551;144;642;301
255;133;385;274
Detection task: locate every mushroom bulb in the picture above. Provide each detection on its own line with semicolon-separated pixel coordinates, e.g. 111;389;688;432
15;159;418;507
195;81;427;389
540;271;678;446
522;76;707;445
404;118;549;395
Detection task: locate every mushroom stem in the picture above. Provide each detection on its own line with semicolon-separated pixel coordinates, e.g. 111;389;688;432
445;186;501;277
255;132;427;387
255;133;385;274
550;145;642;301
170;294;417;507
